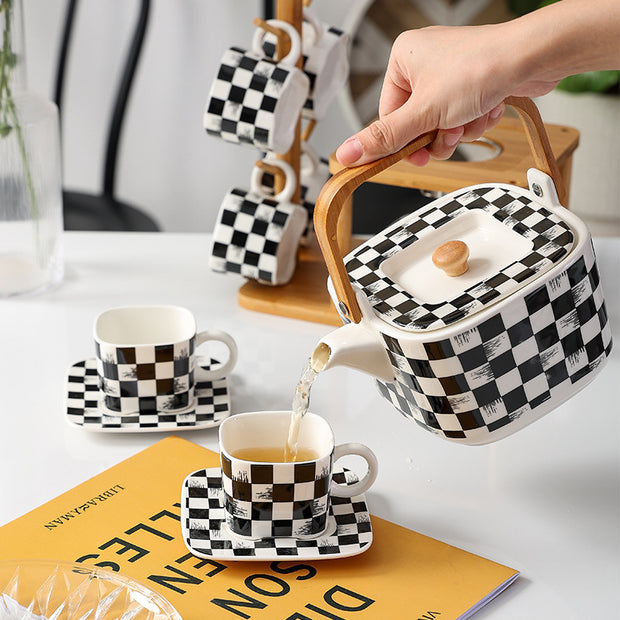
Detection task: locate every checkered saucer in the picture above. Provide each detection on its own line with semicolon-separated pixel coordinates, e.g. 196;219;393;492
181;467;373;561
65;358;231;433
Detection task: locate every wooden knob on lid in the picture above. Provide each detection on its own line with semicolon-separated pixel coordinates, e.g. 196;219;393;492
432;240;470;277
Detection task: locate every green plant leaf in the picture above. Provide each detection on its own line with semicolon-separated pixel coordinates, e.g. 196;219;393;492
508;0;543;15
530;0;620;93
4;50;17;69
557;71;620;93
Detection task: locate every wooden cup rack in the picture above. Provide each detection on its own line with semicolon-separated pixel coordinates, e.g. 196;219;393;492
238;0;354;325
235;2;580;326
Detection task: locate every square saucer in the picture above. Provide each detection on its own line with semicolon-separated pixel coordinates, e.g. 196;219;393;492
65;358;231;433
180;467;373;561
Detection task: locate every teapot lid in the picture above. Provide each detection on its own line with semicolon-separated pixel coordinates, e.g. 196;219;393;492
344;184;574;332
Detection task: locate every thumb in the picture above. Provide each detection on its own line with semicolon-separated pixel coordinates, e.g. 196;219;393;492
336;101;426;166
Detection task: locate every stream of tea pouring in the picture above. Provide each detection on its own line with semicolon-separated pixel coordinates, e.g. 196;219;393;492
284;343;331;462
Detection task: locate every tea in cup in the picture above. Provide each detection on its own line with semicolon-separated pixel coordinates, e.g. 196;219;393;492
94;305;237;415
219;410;378;539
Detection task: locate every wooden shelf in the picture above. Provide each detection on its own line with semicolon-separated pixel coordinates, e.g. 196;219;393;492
328;116;579;202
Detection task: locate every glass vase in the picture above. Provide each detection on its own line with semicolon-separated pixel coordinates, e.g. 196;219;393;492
0;0;63;297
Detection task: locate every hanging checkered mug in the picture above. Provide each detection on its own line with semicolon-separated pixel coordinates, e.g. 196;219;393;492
261;9;349;121
203;20;310;154
94;306;237;415
209;158;307;285
219;410;377;539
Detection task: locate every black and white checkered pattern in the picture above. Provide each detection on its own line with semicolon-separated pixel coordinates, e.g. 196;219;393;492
220;450;332;539
352;241;612;444
346;186;575;332
204;47;309;153
96;339;197;414
181;467;372;561
209;188;307;285
66;358;231;433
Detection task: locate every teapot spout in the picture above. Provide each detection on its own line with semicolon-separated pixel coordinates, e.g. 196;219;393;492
311;322;395;383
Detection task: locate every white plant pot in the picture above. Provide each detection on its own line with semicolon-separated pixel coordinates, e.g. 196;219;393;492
535;90;620;237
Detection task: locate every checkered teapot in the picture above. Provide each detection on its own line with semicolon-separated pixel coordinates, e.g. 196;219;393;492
312;97;612;445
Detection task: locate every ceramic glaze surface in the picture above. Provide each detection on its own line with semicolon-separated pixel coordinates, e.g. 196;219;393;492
94;307;236;415
95;335;197;413
221;449;333;538
65;357;231;433
209;187;307;285
339;239;612;445
209;158;307;286
203;39;309;154
217;411;377;538
181;467;373;561
345;185;574;332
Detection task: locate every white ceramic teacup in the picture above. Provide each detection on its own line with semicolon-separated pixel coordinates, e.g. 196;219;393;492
219;410;378;539
209;158;307;285
204;20;310;154
94;306;237;415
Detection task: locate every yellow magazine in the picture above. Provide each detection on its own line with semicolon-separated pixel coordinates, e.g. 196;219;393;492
0;436;518;619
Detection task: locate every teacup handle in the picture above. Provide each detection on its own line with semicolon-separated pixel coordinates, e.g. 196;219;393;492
331;443;378;498
195;330;238;381
301;8;322;48
252;19;301;67
313;96;566;325
251;156;297;203
301;142;320;177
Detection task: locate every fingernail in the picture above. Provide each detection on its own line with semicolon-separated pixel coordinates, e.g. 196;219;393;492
336;136;363;165
444;130;462;147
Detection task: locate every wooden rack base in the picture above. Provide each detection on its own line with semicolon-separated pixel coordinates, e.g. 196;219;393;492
238;239;361;326
238;115;579;326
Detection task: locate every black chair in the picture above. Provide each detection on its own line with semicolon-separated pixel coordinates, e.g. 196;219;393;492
55;0;160;231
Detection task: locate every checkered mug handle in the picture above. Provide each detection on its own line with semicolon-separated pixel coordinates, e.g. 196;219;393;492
252;19;302;67
313;96;567;324
301;7;323;49
252;157;297;203
330;443;378;498
301;142;320;178
195;330;238;381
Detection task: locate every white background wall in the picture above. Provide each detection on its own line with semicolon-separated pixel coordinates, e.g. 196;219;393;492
22;0;619;235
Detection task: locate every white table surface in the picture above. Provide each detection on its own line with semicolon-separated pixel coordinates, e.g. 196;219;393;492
0;232;618;619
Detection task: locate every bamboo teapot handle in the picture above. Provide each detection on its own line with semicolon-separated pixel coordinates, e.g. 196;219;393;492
313;96;566;324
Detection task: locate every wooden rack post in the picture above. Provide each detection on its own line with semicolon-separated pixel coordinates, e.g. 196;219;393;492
275;0;302;203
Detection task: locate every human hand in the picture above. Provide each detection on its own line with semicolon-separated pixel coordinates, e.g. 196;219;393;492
336;24;559;167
